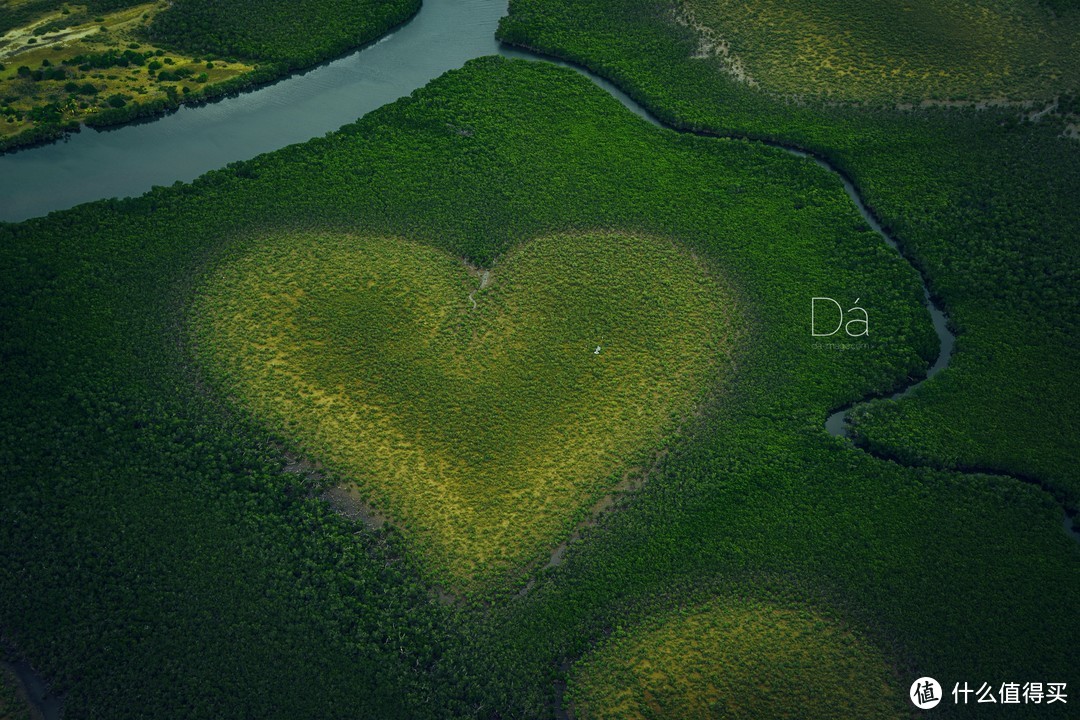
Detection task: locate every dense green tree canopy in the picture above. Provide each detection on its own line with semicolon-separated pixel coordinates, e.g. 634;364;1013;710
1;57;1076;718
150;0;419;68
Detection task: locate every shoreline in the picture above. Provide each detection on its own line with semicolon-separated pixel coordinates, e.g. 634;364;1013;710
0;0;422;156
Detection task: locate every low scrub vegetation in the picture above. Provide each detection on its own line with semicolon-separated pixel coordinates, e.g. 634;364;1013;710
684;0;1080;102
569;596;905;719
194;231;732;587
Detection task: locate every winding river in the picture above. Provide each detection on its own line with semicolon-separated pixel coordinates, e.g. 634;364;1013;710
1;0;1076;713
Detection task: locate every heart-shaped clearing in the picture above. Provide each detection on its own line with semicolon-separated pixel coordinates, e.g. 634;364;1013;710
193;231;732;587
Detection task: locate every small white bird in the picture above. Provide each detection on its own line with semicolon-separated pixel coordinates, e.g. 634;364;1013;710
594;345;601;354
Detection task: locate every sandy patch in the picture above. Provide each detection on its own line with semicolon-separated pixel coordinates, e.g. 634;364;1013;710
671;3;758;88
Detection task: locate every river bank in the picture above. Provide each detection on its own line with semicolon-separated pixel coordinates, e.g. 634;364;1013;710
0;653;61;720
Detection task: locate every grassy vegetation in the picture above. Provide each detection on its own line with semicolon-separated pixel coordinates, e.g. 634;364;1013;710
568;596;905;719
683;0;1080;103
0;58;1076;718
0;2;252;146
0;0;417;150
193;231;732;587
499;0;1080;519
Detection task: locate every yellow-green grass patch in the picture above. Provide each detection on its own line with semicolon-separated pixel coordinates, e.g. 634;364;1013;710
192;231;734;589
569;596;906;720
683;0;1080;103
